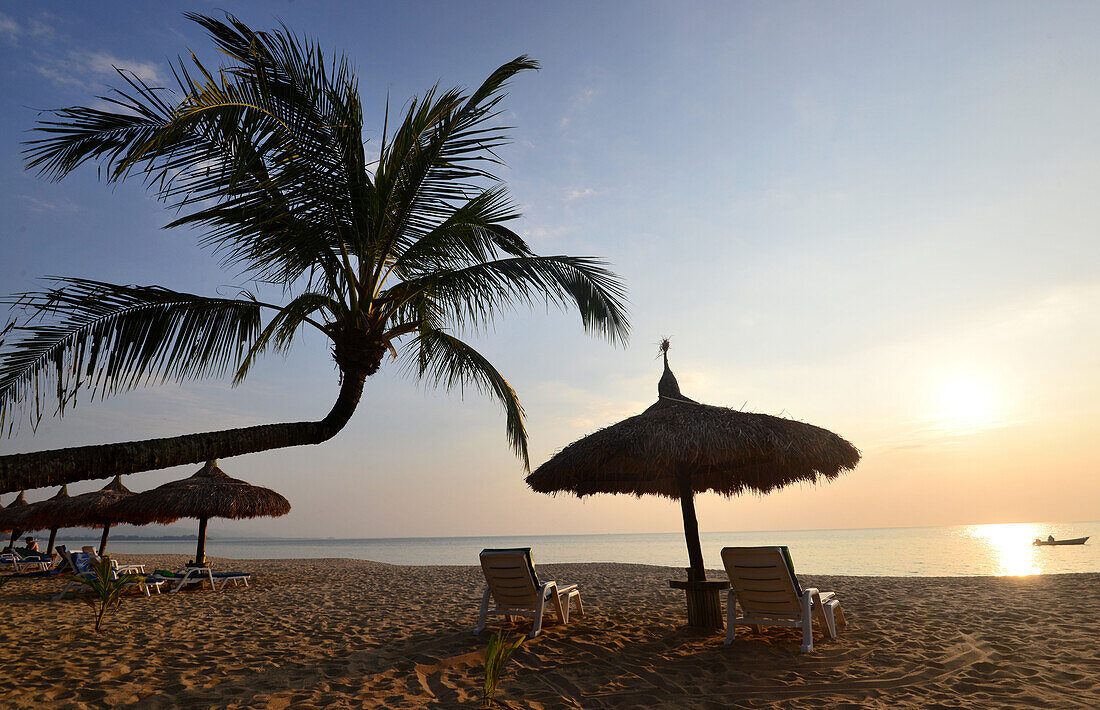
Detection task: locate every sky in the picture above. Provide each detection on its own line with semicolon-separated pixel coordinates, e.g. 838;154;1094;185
0;1;1097;540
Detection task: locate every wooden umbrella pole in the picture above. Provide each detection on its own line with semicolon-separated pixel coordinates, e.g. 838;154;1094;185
98;524;111;556
195;517;208;566
669;473;726;629
47;527;58;555
677;474;706;581
7;529;20;549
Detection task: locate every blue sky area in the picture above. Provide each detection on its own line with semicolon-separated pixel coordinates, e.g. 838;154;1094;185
0;2;1097;538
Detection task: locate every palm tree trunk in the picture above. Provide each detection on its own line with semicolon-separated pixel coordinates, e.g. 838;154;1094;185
0;370;367;493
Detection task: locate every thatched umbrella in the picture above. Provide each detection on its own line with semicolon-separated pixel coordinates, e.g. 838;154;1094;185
526;341;860;627
10;486;73;555
21;476;137;555
0;491;33;549
106;460;290;566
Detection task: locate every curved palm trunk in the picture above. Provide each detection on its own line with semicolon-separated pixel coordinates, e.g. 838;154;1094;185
0;371;367;493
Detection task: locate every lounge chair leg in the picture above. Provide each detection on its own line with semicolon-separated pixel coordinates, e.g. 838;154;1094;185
474;587;491;635
530;594;547;638
572;591;584;619
801;591;815;653
822;603;838;639
552;589;568;625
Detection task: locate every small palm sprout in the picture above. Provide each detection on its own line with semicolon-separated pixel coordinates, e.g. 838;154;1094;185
482;630;525;708
74;556;141;633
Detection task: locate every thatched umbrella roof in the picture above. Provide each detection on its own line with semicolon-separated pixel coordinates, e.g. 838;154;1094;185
528;383;859;499
0;486;71;533
106;459;290;565
3;485;74;554
22;476;133;530
0;491;32;534
108;460;290;525
19;476;140;554
526;340;860;592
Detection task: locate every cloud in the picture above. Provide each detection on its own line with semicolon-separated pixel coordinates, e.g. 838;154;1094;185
0;13;18;43
535;379;647;431
85;51;162;83
558;86;600;134
519;225;569;246
16;195;79;213
564;187;599;201
35;49;164;89
0;12;55;45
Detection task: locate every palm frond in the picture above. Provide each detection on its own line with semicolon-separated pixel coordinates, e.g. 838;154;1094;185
388;186;530;278
233;291;337;384
368;57;538;278
0;279;262;433
386;255;630;345
403;328;528;469
25;14;358;288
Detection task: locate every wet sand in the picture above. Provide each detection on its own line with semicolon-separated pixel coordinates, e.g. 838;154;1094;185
0;556;1096;708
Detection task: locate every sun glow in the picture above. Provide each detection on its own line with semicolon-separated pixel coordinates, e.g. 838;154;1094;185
932;374;1001;434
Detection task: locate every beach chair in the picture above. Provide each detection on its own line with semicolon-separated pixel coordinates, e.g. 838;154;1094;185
211;571;251;589
10;549;54;573
721;546;846;653
152;567;252;592
474;548;583;639
0;549;17;568
53;546;79;574
53;551;165;600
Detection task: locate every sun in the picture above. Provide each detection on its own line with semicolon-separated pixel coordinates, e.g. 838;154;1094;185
933;374;999;433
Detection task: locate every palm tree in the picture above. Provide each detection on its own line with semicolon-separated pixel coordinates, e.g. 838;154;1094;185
0;14;628;493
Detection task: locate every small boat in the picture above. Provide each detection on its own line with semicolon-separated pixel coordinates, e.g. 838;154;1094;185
1033;536;1089;546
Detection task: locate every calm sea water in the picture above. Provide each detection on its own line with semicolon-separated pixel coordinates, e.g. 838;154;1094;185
57;521;1099;577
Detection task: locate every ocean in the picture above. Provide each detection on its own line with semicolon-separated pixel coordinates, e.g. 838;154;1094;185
54;521;1099;577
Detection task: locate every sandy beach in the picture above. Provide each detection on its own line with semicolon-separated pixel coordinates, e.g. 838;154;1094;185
0;557;1096;709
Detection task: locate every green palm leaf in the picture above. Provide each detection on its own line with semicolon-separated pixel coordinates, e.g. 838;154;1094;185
0;279;262;432
405;328;528;468
388;256;630;344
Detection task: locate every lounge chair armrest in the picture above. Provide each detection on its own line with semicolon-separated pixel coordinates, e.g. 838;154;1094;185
538;581;558;598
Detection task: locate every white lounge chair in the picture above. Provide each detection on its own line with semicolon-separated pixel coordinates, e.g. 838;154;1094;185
0;550;17;569
473;548;583;639
720;546;846;653
149;566;252;592
53;550;164;600
10;549;54;573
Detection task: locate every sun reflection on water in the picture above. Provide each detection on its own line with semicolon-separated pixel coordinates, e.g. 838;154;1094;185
967;523;1043;576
